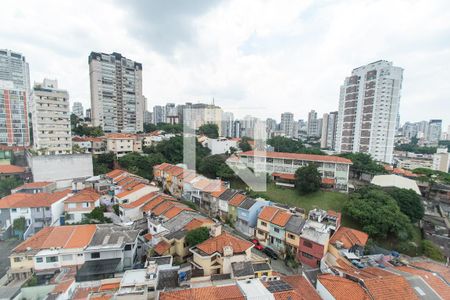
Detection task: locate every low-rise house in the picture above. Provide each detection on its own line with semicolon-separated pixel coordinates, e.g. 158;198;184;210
80;224;141;279
202;137;239;155
215;189;238;221
235;197;270;237
115;183;159;204
72;136;106;154
230;261;272;280
8;224;96;280
119;191;159;222
105;133;142;157
11;181;56;194
227;193;247;224
317;274;370;300
64;188;102;224
328;226;369;259
0;164;28;181
189;228;254;276
298;209;341;267
0;189;71;236
284;214;306;258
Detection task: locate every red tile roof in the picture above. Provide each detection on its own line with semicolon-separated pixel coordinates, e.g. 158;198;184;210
228;194;247;207
281;275;321;300
395;266;450;299
105;133;136;139
240;151;352;164
115;183;147;198
65;188;101;203
152;201;176;216
364;275;418;300
153;163;173;171
143;233;153;241
105;169;126;179
318;274;370;300
329;226;369;249
120;192;159;209
142;195;173;212
13;181;53;190
272;173;295;180
271;210;292;227
154;240;171;255
13;225;96;253
184;218;214;231
321;178;336;185
410;261;450;283
52;279;75;294
0;189;71;208
159;284;244;300
0;164;26;174
195;232;253;255
211;188;227;198
259;206;280;222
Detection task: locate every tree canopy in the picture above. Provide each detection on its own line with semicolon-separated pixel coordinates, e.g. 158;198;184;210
198;154;234;180
0;177;23;198
186;227;210;246
143;122;183;134
92;152;116;175
385;187;424;223
118;152;166;180
294;164;321;194
344;186;413;240
339;152;386;175
238;136;252;152
198;123;219;139
268;136;324;154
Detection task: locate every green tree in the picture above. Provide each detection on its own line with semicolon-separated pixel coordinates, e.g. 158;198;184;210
152;135;210;166
119;152;166;180
185;227;210;246
344;187;413;240
339;152;386;176
144;123;158;133
198;154;234;179
0;177;23;197
13;217;26;234
73;125;104;137
385;187;424;223
198;124;219;138
238;136;252;152
294;164;321;194
72;144;85;153
421;240;444;262
268;136;304;153
156;123;183;134
92;152;116;175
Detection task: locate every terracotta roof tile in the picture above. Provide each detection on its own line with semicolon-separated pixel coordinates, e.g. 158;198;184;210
142;195;173;212
13;181;53;190
166;165;184;176
65;188;101;203
318;274;370;300
211;188;227;198
395;266;450;299
143;233;153;241
115;183;147;198
196;232;253;255
164;206;185;219
271;211;292;227
159;284;244;300
329;226;369;249
364;275;419;300
152;201;176;216
0;189;71;209
281;275;321;300
411;261;450;283
240;151;352;164
193;178;211;190
272;173;295;180
154;240;171;255
153;162;172;171
272;290;302;300
52;279;75;294
228;194;247;207
0;164;26;174
98;282;120;291
105;169;126;179
321;178;336;185
258;206;280;222
184;218;214;231
120;192;159;209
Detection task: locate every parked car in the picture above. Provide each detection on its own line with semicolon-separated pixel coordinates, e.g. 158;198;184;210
263;247;278;260
251;238;264;251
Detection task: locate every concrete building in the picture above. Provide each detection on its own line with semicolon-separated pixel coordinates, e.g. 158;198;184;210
165;103;179;124
89;52;144;133
307;110;321;137
320;111;338;149
144;110;152;125
183;103;223;134
266;118;278;138
85;108;91;120
72;101;84;119
280;112;294;137
31;79;72;154
64;188;101;224
336;60;403;164
432;147;450;172
105;133;142;157
427;119;442;144
152;105;165;124
221;111;234;137
202;137;238;155
0;49;31;147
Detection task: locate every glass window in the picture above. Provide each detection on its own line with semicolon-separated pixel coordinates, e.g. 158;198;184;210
36;257;43;263
91;252;100;259
46;256;58;263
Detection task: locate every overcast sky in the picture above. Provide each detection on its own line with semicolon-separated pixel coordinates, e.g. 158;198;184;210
1;0;449;127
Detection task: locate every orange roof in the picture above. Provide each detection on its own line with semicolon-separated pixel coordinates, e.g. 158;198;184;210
271;210;292;227
159;284;244;300
395;266;450;299
272;290;302;300
240;151;352;164
164;206;192;219
105;169;126;179
105;133;136;139
116;183;147;198
52;279;75;294
143;233;153;241
281;275;321;300
364;275;418;300
65;188;100;203
0;189;71;209
193;178;211;190
153;162;173;171
120;192;159;209
318;274;370;300
329;226;369;249
98;282;120;292
410;261;450;283
154;240;171;255
13;224;96;253
211;188;227;198
228;194;247;207
178;169;196;179
13;181;53;190
321;178;336;185
259;206;280;222
272;172;295;180
183;173;199;183
152;201;178;216
202;180;224;193
0;164;26;174
184;218;214;231
196;232;253;255
142;195;172;212
166;165;184;176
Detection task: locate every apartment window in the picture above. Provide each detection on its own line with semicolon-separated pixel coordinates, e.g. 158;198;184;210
68;203;76;209
302;252;314;259
288;234;295;239
210;255;216;262
46;256;58;263
14;257;21;262
261;221;267;226
124;244;132;251
274;227;280;233
258;230;264;235
12;208;17;213
62;254;73;261
91;252;100;259
36;257;43;263
82;202;90;208
45;207;50;211
303;240;313;248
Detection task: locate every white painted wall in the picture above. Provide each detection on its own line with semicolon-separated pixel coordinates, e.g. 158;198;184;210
316;279;336;300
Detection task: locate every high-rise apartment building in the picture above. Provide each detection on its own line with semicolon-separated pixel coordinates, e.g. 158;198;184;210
183;103;223;133
89;52;144;133
307;110;321;137
427;119;442;144
144;111;152;125
72;101;84;119
85;108;91;120
152;105;165;124
165;103;179;124
222;112;234;137
0;49;31;147
280;112;294;137
31;79;72;154
432;147;450;172
266;118;278;138
335;60;403;163
320;111;338;149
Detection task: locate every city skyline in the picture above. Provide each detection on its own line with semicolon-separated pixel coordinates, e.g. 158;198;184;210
1;1;449;127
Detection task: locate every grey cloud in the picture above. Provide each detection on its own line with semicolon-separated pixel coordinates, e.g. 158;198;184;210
121;0;222;56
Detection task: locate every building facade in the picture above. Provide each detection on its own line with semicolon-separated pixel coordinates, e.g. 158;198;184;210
31;79;72;154
307;110;321;137
320;111;338;149
152;105;165;124
89;52;144;133
280;112;294;138
0;49;31;147
336;60;403;163
72;101;84;119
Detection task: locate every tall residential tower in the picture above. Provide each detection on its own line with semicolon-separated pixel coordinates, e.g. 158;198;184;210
89;52;144;133
335;60;403;163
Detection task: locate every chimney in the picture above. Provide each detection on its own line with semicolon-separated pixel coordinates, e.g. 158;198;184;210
210;224;222;237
